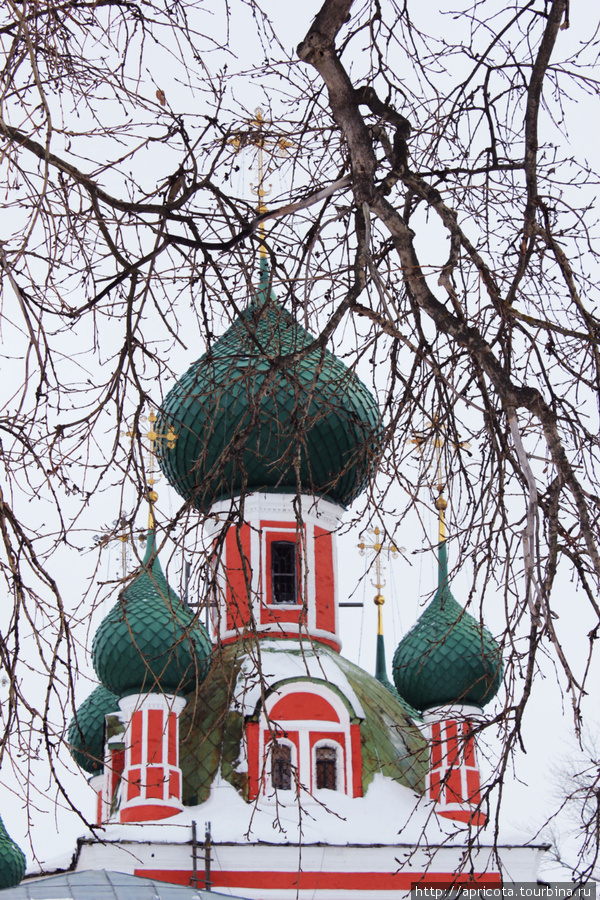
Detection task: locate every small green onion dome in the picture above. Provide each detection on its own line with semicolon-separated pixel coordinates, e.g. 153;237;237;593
92;534;212;698
68;684;119;774
392;542;503;711
155;260;382;512
0;816;26;888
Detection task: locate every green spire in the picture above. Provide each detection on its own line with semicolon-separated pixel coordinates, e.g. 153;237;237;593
374;613;406;701
374;592;395;692
0;816;26;888
140;526;159;569
438;536;449;590
92;531;212;698
257;255;275;304
375;631;387;684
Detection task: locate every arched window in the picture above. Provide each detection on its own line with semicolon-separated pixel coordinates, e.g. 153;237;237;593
315;745;337;790
271;743;292;790
271;541;297;604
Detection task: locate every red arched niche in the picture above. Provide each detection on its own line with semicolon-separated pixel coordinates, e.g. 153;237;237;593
270;692;340;723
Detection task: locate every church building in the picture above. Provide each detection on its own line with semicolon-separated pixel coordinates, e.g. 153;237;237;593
5;258;546;897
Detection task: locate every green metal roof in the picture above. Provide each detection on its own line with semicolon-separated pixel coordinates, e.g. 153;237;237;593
156;261;382;511
333;650;426;792
0;817;26;889
0;870;251;899
392;542;503;711
92;534;212;698
179;640;426;806
68;684;119;774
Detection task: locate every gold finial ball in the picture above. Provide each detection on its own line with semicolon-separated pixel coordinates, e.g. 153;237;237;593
374;593;385;607
148;490;158;503
436;496;447;511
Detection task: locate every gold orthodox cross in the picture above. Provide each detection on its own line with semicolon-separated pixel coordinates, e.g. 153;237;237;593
96;412;177;575
228;108;293;251
407;417;470;542
127;411;177;528
94;516;136;579
358;527;399;635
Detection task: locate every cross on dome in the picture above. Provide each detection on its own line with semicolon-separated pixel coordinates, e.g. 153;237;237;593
228;107;294;255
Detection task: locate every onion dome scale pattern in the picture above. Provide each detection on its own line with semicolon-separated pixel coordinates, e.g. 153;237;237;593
392;542;503;711
0;816;26;888
156;260;382;512
92;534;212;698
68;684;119;774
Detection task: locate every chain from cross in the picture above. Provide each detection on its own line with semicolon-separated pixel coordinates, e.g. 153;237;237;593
228;108;294;249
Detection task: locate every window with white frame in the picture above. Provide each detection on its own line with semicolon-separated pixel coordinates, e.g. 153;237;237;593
271;541;298;604
270;740;295;790
315;743;339;791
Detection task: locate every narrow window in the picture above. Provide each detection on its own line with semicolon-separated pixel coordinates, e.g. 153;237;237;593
316;745;337;790
272;743;292;790
271;541;297;604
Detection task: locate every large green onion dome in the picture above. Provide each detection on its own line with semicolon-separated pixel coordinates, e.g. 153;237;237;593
92;534;212;698
155;260;382;512
68;684;119;774
0;816;26;888
392;542;503;711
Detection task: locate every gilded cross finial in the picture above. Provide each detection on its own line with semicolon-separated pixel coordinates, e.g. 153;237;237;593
127;411;177;529
358;527;399;635
94;515;139;579
407;416;470;544
228;108;293;256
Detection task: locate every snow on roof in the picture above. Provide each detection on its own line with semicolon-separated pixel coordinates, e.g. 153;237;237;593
235;640;366;718
91;772;502;848
1;869;250;899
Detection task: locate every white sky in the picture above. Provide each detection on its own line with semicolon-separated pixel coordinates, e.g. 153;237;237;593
1;0;598;882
